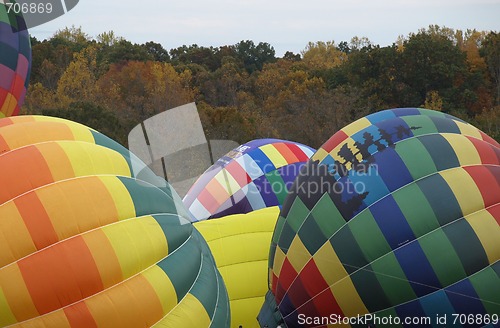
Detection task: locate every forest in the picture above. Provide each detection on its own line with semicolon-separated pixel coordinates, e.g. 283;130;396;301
23;25;500;147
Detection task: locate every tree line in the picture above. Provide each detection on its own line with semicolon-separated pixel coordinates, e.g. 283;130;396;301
23;25;500;147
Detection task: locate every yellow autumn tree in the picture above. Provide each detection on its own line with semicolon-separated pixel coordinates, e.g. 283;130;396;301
97;61;195;122
423;90;443;111
56;45;99;107
301;41;347;70
254;59;342;145
22;82;56;113
459;29;487;71
144;61;196;114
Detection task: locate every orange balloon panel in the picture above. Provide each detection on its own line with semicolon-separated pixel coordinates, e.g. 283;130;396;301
0;116;229;327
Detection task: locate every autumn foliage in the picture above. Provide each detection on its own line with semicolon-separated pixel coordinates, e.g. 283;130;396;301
24;26;500;146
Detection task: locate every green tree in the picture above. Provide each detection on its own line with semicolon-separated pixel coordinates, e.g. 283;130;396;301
400;30;468;110
143;41;170;62
100;39;154;65
475;106;500;141
234;40;276;73
340;44;408;108
30;38;74;88
169;44;222;71
282;51;301;61
481;32;500;106
42;102;127;145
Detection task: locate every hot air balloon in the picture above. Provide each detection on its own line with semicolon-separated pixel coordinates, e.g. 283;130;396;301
260;108;500;328
184;139;315;221
0;1;31;118
195;206;280;328
0;116;229;328
0;115;178;197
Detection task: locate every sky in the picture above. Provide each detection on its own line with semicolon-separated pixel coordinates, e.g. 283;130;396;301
29;0;500;56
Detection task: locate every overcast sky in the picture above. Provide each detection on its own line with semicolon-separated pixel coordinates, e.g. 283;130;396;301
29;0;500;56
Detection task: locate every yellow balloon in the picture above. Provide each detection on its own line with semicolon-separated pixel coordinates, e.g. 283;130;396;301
195;206;280;328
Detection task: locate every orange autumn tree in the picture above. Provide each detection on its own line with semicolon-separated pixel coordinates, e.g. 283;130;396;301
97;61;195;122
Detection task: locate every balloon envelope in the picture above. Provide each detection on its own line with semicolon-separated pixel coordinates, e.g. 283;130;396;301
195;206;280;328
184;139;315;221
0;116;229;328
0;115;177;198
0;2;31;118
260;108;500;328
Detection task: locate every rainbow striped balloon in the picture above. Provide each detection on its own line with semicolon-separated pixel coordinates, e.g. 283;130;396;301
260;108;500;328
0;116;229;328
184;139;315;221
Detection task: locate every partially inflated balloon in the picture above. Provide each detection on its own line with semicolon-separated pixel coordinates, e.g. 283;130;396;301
260;108;500;327
184;139;315;221
0;116;229;328
0;1;31;117
195;206;280;328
